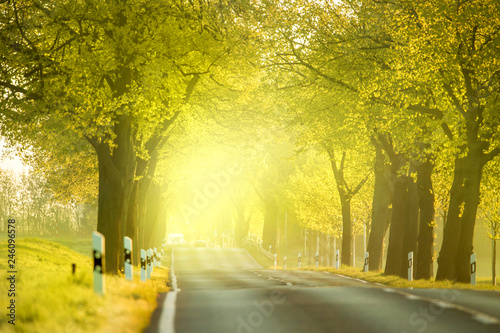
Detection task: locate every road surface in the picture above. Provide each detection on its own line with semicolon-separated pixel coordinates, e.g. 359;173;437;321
144;247;500;333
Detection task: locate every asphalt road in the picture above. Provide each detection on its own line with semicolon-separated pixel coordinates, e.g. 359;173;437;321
145;247;500;333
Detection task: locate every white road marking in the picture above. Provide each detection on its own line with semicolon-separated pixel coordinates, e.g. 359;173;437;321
158;291;177;333
405;294;421;300
473;314;500;325
383;288;397;293
385;288;500;327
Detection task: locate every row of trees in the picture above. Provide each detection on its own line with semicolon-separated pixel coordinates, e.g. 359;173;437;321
0;0;262;272
0;167;96;236
250;0;500;283
1;0;499;282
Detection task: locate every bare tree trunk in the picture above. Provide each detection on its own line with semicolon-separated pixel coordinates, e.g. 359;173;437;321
367;137;391;270
416;159;435;280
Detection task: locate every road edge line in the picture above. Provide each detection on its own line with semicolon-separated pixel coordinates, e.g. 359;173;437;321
158;291;178;333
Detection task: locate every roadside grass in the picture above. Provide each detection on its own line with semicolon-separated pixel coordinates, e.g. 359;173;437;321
245;245;499;290
296;266;500;290
0;238;168;333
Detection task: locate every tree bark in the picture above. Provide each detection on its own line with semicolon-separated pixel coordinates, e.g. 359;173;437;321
455;149;484;282
436;156;466;281
376;133;409;277
95;115;135;274
416;159;435;280
325;148;368;267
401;163;419;278
367;136;392;270
340;198;352;266
234;204;250;246
384;174;409;276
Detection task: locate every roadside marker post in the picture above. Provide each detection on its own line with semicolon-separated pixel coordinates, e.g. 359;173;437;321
124;236;133;281
335;249;340;269
154;247;158;267
315;251;319;268
141;249;146;281
471;253;477;286
146;249;152;280
149;249;154;277
284;256;287;271
298;253;302;269
408;252;414;282
364;252;369;273
274;253;277;269
92;231;105;296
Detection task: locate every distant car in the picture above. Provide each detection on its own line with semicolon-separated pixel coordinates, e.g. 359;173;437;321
167;233;185;246
194;240;208;247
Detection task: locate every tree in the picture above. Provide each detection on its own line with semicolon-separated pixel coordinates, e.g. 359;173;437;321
0;0;261;273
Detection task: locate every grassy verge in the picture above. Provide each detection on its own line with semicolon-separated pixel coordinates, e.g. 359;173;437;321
245;245;499;290
0;238;168;333
292;265;500;290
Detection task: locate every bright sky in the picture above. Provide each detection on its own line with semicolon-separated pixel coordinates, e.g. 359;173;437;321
0;138;29;174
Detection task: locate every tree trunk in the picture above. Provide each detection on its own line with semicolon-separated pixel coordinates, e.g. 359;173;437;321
235;205;250;246
367;138;392;270
436;157;466;281
385;175;409;276
436;145;486;282
416;159;435;280
144;182;162;249
95;114;136;274
262;200;278;252
401;164;419;278
341;198;352;266
455;151;484;283
493;237;497;286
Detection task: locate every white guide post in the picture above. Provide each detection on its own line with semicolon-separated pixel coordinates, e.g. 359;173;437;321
154;247;158;267
274;253;277;269
298;253;302;269
124;236;133;281
146;249;151;279
364;252;369;273
335;249;340;269
284;256;287;271
140;249;146;281
408;252;414;282
92;231;105;296
147;249;153;278
315;250;319;268
471;253;477;286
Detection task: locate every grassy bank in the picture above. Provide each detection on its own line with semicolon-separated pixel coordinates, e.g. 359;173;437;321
299;266;500;290
245;245;500;290
0;238;168;333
